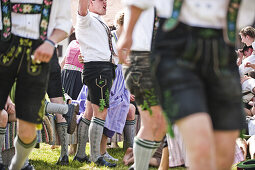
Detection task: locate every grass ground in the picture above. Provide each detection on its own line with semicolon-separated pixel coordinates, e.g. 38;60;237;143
29;143;187;170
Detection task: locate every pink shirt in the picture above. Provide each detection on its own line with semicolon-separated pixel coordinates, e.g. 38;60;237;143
64;40;84;71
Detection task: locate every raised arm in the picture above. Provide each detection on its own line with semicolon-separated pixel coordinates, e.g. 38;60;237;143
78;0;90;16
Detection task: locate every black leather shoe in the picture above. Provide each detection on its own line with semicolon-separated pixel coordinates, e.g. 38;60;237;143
73;155;91;163
0;163;6;170
21;163;35;170
56;155;69;166
63;103;79;134
95;157;116;168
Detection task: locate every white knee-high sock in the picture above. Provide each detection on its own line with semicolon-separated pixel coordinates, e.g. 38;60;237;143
76;118;90;158
133;137;161;170
89;117;104;162
9;136;37;170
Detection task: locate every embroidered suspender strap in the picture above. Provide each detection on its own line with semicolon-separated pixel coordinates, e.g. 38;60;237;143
1;0;12;41
224;0;242;44
163;0;183;32
39;0;53;40
94;17;116;62
11;3;42;14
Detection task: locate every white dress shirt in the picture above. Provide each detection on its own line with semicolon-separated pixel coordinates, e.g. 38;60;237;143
0;0;72;40
124;7;154;51
123;0;255;29
76;12;112;62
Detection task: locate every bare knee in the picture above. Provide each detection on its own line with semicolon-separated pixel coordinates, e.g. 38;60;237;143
17;119;36;143
0;110;8;127
126;104;136;120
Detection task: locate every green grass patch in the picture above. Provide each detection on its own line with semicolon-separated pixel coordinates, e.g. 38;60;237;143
29;143;186;170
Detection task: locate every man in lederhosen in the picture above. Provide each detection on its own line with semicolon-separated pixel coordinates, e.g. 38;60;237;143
0;0;72;169
118;0;254;170
74;0;116;167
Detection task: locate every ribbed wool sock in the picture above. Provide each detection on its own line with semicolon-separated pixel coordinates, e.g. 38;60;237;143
9;136;37;170
123;119;135;150
45;101;68;115
56;122;69;159
133;136;161;170
76;118;90;158
89;117;105;162
0;127;6;164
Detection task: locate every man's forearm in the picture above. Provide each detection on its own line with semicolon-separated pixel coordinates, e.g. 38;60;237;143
125;5;143;36
48;29;69;44
78;0;89;16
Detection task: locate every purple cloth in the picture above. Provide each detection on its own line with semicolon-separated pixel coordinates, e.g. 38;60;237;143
104;64;130;134
72;85;88;124
103;127;115;138
74;64;130;133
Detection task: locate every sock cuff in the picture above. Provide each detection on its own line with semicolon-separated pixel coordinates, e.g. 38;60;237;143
91;117;105;127
17;136;37;149
134;137;159;149
125;119;136;125
0;127;6;134
57;122;68;127
81;117;91;126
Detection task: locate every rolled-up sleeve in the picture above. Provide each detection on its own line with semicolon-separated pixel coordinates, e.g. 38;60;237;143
76;12;92;29
122;0;155;10
54;0;72;35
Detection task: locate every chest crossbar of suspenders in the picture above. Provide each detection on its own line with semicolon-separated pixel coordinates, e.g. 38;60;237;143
163;0;241;45
1;0;53;41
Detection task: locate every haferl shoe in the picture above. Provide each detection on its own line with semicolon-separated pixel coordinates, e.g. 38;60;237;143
21;163;35;170
63;103;79;134
95;157;116;168
0;163;6;170
73;155;91;163
56;155;69;166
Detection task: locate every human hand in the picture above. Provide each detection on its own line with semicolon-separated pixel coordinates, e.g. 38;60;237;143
117;32;132;65
5;101;15;115
130;94;135;102
33;41;55;63
78;54;84;63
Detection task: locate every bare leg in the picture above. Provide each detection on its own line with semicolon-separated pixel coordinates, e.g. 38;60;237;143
214;130;239;170
158;147;169;170
100;134;108;155
176;113;216;170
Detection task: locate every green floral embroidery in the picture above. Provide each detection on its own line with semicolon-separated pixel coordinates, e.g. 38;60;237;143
0;46;15;65
11;3;42;14
1;0;11;40
39;0;53;40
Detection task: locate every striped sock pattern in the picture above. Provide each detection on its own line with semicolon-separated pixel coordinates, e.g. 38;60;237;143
0;127;6;163
91;117;105;127
89;117;105;162
133;137;160;170
76;118;90;158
